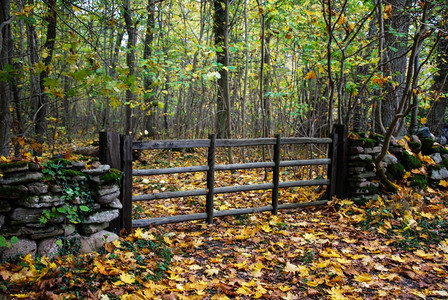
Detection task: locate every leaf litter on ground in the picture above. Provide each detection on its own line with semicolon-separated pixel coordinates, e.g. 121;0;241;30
1;147;448;299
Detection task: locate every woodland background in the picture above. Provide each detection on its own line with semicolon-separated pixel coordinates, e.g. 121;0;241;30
0;0;447;156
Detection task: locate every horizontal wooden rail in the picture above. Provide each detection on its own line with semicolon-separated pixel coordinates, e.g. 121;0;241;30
132;200;328;227
133;165;209;176
133;137;332;150
132;158;332;176
132;179;329;202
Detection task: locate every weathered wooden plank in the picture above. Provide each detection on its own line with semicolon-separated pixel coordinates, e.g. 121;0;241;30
280;137;332;145
133;165;209;176
133;189;208;201
279;179;330;188
133;213;208;227
278;200;328;210
272;135;281;215
214;183;274;194
206;134;216;224
215;138;276;147
215;162;274;171
214;206;273;217
120;135;133;234
133;139;210;150
279;158;331;167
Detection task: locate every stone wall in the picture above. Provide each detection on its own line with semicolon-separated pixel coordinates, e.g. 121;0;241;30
0;160;122;260
347;133;448;201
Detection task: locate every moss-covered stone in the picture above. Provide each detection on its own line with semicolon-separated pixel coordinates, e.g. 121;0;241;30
438;147;448;155
401;151;422;170
369;133;385;144
421;138;435;155
0;161;28;170
408;141;422;154
61;169;88;178
0;185;28;199
50;158;72;167
441;158;448;168
99;168;122;183
411;174;427;189
387;163;405;181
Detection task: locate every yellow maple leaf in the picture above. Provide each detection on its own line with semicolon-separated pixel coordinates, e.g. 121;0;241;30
0;155;10;163
413;249;435;260
439;180;448;188
327;285;347;300
305;70;316;80
204;267;220;276
134;227;143;239
119;272;136;285
384;4;392;20
283;261;300;274
279;285;292;292
261;223;272;233
354;273;371;282
420;117;427;125
320;248;340;258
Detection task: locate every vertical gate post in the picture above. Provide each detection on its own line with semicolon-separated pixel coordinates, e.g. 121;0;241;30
272;135;281;215
99;131;122;233
120;135;133;234
328;125;348;199
206;134;216;224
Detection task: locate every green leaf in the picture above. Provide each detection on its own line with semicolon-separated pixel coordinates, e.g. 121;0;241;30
10;236;18;244
80;205;90;212
0;236;7;247
388;46;398;52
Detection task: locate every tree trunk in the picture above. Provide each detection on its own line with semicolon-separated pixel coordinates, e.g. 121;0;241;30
35;0;57;155
144;0;156;137
123;0;136;135
0;0;13;156
214;0;230;139
427;31;448;136
379;0;410;136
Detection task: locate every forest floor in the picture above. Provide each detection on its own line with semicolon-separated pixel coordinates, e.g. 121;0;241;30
1;147;448;299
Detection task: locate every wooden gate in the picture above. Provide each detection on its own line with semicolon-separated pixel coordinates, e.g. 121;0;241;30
99;125;347;233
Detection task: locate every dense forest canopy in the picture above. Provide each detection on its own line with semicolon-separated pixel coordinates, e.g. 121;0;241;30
0;0;447;156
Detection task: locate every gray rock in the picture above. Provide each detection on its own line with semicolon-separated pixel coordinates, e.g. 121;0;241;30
0;200;12;212
28;163;41;171
411;135;421;143
79;230;119;254
82;222;109;234
349;147;364;155
107;198;122;209
27;182;48;195
0;238;36;260
83;209;119;224
348;167;366;173
17;195;64;208
365;146;382;154
94;185;119;197
10;208;64;225
0;172;43;185
382;154;398;166
0;185;28;200
0;163;29;174
82;164;110;176
97;191;120;205
49;184;63;193
349;154;373;161
430;153;442;164
37;238;61;259
28;226;64;240
431;167;448;180
72;161;86;170
63;224;76;236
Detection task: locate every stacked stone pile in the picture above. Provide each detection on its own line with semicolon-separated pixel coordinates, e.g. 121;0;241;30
0;160;122;259
347;137;381;202
347;129;448;200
